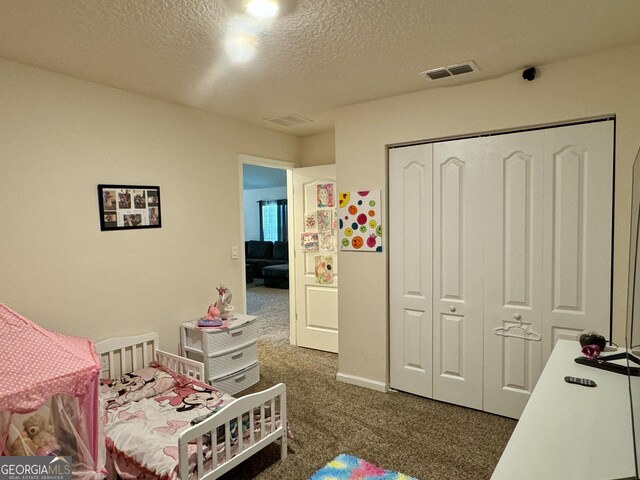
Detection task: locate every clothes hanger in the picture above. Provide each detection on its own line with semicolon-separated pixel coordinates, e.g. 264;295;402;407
493;314;541;341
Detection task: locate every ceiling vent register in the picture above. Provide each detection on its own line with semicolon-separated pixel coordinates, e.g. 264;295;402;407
421;61;478;80
263;114;314;127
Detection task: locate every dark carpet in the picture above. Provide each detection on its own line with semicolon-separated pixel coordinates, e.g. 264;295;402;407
220;288;516;480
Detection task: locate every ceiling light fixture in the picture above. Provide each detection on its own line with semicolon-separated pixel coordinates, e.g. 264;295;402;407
223;0;298;19
245;0;279;19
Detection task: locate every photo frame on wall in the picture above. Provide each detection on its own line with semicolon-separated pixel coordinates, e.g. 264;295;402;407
97;184;161;231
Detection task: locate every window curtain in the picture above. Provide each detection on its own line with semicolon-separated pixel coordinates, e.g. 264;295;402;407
259;199;288;242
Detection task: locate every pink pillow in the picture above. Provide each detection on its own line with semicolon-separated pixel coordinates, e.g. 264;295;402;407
100;364;176;409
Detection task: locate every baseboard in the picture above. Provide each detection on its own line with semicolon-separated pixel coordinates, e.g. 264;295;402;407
335;372;387;392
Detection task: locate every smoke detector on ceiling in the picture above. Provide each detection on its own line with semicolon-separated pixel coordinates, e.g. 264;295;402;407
420;61;479;81
263;114;314;127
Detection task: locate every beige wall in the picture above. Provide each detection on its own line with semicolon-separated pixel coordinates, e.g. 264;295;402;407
299;131;335;166
0;59;299;351
335;43;640;386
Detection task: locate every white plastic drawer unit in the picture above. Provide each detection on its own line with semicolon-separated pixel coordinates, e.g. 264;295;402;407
182;316;258;355
211;362;260;396
180;314;260;394
188;342;258;380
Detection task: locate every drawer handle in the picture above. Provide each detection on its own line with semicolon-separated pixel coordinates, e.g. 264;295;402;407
231;352;244;360
231;330;243;337
234;375;246;382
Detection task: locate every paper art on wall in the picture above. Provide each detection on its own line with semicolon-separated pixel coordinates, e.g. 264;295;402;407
319;234;334;251
317;183;334;208
301;232;319;252
317;210;332;234
305;212;317;230
331;208;338;231
338;190;382;252
315;255;334;284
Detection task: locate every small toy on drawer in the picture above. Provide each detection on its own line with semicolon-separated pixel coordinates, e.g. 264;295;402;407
198;304;222;327
216;285;235;320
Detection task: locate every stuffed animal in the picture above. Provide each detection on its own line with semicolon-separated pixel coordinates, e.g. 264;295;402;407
10;413;58;456
204;304;220;321
10;431;38;456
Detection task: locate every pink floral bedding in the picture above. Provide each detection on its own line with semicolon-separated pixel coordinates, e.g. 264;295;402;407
103;380;232;480
101;367;283;480
100;363;178;409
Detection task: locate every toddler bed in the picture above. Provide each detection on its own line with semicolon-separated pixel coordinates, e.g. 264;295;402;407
95;332;287;480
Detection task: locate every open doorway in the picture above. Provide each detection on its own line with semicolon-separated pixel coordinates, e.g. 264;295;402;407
239;155;339;353
240;157;295;346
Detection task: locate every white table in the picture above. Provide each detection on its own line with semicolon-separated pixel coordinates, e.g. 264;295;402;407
492;339;638;480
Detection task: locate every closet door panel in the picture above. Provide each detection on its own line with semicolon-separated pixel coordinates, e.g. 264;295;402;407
483;131;544;419
440;313;463;377
503;153;531;306
542;122;614;360
389;144;433;397
439;158;464;299
503;334;532;388
552;147;584;311
433;137;483;409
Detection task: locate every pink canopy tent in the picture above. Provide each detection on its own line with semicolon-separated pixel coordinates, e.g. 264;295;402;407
0;304;105;479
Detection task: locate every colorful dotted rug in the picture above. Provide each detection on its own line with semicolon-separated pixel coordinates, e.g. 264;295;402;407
310;454;417;480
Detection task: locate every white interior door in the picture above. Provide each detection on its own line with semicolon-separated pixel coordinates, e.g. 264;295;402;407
541;121;614;358
432;137;484;410
389;144;433;397
293;165;339;353
483;130;545;419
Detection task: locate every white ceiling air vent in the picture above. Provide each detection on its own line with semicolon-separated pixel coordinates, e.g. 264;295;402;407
447;62;476;75
420;61;479;81
263;114;314;127
423;67;451;80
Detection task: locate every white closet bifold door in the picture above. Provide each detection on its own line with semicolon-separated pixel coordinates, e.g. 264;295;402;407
432;137;484;410
389;144;433;397
389;121;613;419
541;122;614;360
483;130;545;418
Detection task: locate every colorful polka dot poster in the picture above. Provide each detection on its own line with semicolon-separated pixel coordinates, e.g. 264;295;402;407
338;190;382;252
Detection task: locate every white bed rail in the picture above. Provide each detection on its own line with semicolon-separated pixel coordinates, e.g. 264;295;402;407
95;332;204;381
155;350;205;382
178;383;287;480
95;332;159;378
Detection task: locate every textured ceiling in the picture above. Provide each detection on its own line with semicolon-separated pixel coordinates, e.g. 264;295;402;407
1;0;640;136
